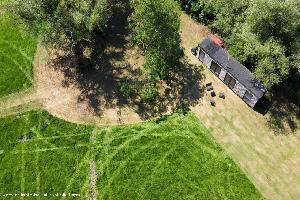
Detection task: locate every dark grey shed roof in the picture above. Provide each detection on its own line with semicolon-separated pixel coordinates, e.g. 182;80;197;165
198;37;266;98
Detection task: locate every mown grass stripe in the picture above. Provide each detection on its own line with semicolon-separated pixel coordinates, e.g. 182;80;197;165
62;150;91;196
139;148;176;196
0;41;33;62
11;144;90;154
16;132;90;143
20;132;26;198
0;52;33;83
34;129;41;200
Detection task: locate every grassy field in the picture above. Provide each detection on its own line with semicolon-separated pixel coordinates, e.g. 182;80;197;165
0;13;37;97
0;110;263;199
94;113;263;199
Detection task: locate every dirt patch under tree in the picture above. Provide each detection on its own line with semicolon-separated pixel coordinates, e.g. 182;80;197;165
34;1;204;125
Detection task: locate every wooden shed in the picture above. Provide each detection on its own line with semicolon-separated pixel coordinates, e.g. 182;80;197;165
193;36;266;108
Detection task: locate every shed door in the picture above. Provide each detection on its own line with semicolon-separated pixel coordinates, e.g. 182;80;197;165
224;73;236;89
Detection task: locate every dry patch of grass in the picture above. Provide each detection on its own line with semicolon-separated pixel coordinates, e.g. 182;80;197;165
180;12;300;200
35;46;116;125
34;45;145;125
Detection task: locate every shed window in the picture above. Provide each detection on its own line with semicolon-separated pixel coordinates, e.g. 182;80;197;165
224;73;236;89
210;61;221;76
243;90;253;103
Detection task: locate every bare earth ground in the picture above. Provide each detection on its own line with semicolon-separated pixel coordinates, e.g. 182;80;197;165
35;47;99;124
35;46;143;125
180;14;300;200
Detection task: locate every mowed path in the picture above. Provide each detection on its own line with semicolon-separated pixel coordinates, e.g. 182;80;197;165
0;88;41;118
180;14;300;200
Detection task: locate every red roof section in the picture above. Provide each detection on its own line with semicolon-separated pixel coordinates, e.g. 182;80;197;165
210;35;224;47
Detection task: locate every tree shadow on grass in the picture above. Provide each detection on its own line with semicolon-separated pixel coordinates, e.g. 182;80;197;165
254;96;273;115
48;0;205;120
266;95;299;135
254;89;299;135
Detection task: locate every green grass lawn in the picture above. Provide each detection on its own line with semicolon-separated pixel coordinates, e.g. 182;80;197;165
0;110;93;199
0;13;37;97
0;110;263;199
95;113;263;199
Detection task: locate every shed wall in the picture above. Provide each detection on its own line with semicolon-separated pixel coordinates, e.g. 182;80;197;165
203;53;212;68
196;48;200;58
247;95;259;108
219;68;227;81
233;82;247;98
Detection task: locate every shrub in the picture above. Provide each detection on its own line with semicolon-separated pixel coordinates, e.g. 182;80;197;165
139;83;159;103
119;80;135;99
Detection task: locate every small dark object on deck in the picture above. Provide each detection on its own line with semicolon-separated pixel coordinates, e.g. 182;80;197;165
191;48;197;55
211;91;216;97
206;82;212;87
219;92;225;99
210;98;216;106
207;85;213;91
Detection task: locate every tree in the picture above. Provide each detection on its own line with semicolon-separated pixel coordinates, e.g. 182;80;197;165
176;0;215;25
176;0;249;37
246;0;300;48
227;23;263;70
228;25;292;88
209;0;249;37
254;39;290;88
292;52;300;74
130;0;183;80
5;0;110;65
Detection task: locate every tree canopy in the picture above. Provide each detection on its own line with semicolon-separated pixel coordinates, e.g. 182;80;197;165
5;0;110;58
130;0;183;80
246;0;300;48
255;40;290;89
292;52;300;74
